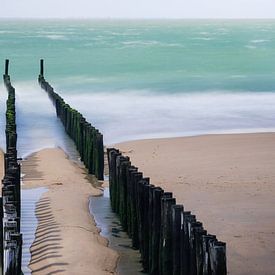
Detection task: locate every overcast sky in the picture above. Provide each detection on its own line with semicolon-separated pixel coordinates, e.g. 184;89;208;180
1;0;275;19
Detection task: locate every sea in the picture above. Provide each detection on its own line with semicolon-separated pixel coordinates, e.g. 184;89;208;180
0;19;275;157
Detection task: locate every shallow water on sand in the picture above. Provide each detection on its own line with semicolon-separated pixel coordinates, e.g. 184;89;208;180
21;187;47;275
89;187;145;274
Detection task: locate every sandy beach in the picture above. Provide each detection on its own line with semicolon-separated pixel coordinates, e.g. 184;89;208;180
21;148;118;275
114;132;275;275
1;132;274;274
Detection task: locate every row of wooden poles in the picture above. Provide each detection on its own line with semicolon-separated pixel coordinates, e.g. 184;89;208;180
38;60;104;180
107;148;227;275
1;60;23;275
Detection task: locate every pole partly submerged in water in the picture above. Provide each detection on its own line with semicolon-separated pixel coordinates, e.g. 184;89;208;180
2;59;23;275
38;60;104;180
40;59;44;78
4;59;9;76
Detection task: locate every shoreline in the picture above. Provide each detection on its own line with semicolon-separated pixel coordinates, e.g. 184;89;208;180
107;130;275;147
114;132;275;275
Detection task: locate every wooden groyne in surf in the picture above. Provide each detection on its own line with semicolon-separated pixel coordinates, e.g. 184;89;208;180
37;59;227;274
38;60;104;180
0;59;227;274
1;60;23;275
107;148;227;275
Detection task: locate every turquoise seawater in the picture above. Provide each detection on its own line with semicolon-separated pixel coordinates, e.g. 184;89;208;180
0;19;275;155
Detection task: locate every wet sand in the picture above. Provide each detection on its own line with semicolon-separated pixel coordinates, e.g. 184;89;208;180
21;148;118;275
114;132;275;275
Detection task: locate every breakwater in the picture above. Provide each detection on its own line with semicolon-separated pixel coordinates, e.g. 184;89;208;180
1;60;22;275
38;60;104;180
107;148;227;275
0;59;228;275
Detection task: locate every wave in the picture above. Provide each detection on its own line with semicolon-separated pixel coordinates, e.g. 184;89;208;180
1;82;275;150
1;82;76;157
59;89;275;145
245;45;257;49
121;40;184;48
192;37;214;41
44;34;67;40
250;39;270;43
105;31;142;36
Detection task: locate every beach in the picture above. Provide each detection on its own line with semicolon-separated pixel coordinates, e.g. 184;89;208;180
115;132;275;275
1;132;274;274
20;148;118;275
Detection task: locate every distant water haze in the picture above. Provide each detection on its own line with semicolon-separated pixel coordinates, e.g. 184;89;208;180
0;20;275;155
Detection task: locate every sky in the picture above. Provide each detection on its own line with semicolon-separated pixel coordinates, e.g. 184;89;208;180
0;0;275;19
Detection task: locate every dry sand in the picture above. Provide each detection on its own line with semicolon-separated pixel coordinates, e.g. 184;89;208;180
21;148;118;275
114;132;275;275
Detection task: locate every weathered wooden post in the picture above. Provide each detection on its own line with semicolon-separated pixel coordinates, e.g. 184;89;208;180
149;187;164;274
137;178;149;271
109;150;121;211
2;65;23;275
189;221;203;275
158;191;173;274
160;197;176;275
171;204;184;275
118;159;131;230
116;155;129;214
131;171;143;249
148;185;157;270
141;182;151;271
40;59;44;77
97;133;104;180
194;224;207;274
181;212;196;275
202;234;216;275
5;59;9;76
209;241;227;275
126;166;138;236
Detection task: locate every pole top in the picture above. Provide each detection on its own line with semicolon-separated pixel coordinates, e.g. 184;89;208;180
5;59;9;75
40;59;44;77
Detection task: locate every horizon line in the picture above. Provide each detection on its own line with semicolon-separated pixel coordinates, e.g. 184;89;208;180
1;17;275;20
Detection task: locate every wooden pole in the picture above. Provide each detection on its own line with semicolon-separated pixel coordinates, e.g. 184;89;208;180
40;59;44;77
194;225;207;274
3;68;22;275
202;234;216;275
5;59;9;76
131;171;143;249
189;221;203;275
138;178;150;271
149;187;164;274
159;191;173;273
181;212;196;275
172;204;184;275
160;197;176;275
209;241;227;275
